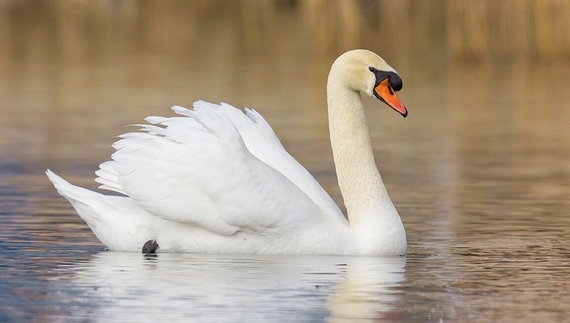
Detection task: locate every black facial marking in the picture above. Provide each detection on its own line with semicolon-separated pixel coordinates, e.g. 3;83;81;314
142;239;159;254
371;69;403;92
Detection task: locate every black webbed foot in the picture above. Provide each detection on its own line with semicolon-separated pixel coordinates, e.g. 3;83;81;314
142;239;159;254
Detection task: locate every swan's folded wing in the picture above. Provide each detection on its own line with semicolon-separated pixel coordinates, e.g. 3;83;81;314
190;101;345;221
106;104;334;236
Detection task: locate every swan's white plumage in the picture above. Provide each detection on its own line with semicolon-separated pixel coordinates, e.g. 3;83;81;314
100;102;344;235
47;49;407;256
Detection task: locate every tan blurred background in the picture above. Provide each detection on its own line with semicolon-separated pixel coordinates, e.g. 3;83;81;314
2;0;570;217
3;0;570;63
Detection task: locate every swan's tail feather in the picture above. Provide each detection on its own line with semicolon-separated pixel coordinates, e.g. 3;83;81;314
46;169;159;251
46;169;99;213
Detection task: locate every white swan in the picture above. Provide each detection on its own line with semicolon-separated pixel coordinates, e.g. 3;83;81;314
46;49;408;256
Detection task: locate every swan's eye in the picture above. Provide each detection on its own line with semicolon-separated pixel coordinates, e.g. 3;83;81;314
368;66;377;73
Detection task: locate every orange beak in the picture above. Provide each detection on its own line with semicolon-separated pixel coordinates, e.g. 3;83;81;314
374;78;408;117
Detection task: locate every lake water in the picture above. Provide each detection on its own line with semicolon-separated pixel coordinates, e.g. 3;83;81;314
1;2;570;322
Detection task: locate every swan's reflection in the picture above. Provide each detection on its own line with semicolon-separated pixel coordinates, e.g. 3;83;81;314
68;253;405;322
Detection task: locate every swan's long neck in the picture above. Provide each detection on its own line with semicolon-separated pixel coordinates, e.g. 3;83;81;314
327;78;392;229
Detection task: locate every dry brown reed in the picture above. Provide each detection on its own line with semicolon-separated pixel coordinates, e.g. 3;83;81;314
1;0;569;64
447;0;570;62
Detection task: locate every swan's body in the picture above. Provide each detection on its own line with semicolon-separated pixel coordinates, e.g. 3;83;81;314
47;49;408;256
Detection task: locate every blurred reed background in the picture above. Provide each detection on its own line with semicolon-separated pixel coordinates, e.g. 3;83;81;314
1;0;569;64
1;0;570;187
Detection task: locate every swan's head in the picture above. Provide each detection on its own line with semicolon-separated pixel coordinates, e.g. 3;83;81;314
329;49;407;117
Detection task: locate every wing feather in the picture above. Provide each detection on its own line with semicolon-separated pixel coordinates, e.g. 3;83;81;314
95;101;345;236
